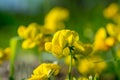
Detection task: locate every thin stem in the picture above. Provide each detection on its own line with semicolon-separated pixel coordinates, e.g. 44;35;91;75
68;48;73;80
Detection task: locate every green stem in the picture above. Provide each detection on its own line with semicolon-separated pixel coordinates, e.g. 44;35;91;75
94;74;99;80
111;47;120;80
68;48;73;80
9;37;20;80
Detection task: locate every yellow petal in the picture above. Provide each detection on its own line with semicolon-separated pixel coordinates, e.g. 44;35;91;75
106;23;116;36
22;39;36;49
105;37;115;47
95;28;106;40
58;30;70;48
52;45;63;58
45;42;52;52
26;23;40;39
78;59;94;74
63;47;70;56
17;25;26;38
52;31;61;45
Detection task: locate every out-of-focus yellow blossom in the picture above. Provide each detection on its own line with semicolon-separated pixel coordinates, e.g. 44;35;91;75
65;43;93;65
18;7;69;50
106;23;120;42
77;56;107;75
18;23;40;39
18;23;41;49
0;47;11;64
112;14;120;24
44;7;69;33
45;29;82;58
94;27;115;51
77;58;95;75
103;3;119;19
28;74;48;80
74;43;93;56
28;63;60;80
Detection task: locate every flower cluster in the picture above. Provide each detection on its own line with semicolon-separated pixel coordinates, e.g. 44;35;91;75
94;27;115;51
28;63;60;80
18;7;69;51
45;29;80;58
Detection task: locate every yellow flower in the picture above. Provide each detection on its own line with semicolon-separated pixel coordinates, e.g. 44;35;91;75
94;27;115;51
77;56;106;75
18;7;69;50
17;25;26;38
103;3;119;19
18;23;44;49
74;42;93;56
18;23;40;39
22;39;36;49
28;74;48;80
44;7;69;33
45;30;80;58
28;63;60;80
0;47;11;64
106;23;120;42
77;58;95;75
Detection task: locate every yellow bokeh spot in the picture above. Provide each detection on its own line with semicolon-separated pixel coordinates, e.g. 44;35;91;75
78;59;94;74
44;7;69;33
103;3;119;18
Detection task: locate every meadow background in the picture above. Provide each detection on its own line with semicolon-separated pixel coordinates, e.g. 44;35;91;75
0;0;117;47
0;0;120;80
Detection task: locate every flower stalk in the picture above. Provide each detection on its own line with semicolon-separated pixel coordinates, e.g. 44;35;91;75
68;47;73;80
9;37;20;80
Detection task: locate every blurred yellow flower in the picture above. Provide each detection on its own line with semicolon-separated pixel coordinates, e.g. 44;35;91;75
77;58;95;75
18;23;40;39
94;27;115;51
28;74;48;80
28;63;60;80
44;7;69;33
18;23;41;49
45;29;80;58
0;47;11;64
106;23;120;42
103;3;119;19
22;39;36;49
18;7;69;50
77;56;106;75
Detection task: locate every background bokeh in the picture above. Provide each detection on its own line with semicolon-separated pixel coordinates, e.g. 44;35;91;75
0;0;119;48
